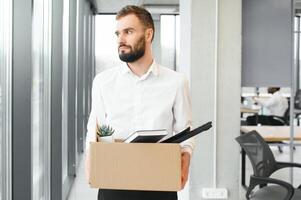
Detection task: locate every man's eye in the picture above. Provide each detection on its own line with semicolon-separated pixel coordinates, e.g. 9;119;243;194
126;30;133;34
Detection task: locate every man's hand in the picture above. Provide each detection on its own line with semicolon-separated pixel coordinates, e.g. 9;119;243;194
253;96;259;102
181;151;191;189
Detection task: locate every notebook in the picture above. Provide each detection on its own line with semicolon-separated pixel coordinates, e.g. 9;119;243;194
159;121;212;143
124;129;168;143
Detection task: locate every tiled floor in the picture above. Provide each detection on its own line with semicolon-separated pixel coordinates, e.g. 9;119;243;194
68;146;301;200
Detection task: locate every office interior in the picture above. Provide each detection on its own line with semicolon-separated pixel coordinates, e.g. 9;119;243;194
1;0;301;199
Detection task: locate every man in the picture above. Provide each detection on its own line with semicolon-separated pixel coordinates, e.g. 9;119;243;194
254;87;288;117
247;87;289;127
85;5;195;200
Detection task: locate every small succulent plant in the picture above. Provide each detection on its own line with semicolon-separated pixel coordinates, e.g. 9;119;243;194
96;124;115;137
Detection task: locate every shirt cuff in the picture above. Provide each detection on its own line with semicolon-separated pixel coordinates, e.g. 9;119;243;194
181;145;193;156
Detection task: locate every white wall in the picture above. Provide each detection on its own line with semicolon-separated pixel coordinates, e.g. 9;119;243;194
179;0;241;199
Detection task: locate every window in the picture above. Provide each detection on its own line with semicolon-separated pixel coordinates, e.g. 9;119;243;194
0;0;12;199
95;15;120;74
0;44;3;200
62;0;69;184
0;56;3;200
160;15;180;70
31;0;51;199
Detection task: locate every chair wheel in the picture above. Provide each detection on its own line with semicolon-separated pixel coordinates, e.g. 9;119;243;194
277;146;283;153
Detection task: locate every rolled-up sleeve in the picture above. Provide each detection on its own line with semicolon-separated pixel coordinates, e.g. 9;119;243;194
173;74;195;155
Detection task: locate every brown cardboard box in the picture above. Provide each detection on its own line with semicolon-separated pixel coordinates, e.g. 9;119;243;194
89;142;181;191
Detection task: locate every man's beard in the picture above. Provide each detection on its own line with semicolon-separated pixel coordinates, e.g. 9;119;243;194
118;36;145;63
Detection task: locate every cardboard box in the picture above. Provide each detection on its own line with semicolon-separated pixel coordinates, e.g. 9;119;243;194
89;142;181;191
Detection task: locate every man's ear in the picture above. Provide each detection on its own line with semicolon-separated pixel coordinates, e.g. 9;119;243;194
145;28;153;42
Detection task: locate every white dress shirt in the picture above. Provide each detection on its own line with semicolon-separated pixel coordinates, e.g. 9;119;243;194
256;91;288;116
86;61;195;154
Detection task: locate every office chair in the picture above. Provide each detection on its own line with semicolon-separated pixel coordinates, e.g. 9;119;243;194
246;112;289;153
246;115;288;126
236;131;301;200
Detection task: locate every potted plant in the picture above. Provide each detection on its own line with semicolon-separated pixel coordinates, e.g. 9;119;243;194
96;124;115;142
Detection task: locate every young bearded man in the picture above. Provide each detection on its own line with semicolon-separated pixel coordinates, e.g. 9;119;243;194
85;5;195;200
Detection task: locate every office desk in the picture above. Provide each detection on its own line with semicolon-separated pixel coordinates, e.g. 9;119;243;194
240;106;260;119
240;106;260;114
240;126;301;189
241;126;301;142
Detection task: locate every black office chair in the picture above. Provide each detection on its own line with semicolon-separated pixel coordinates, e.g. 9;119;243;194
246;115;288;126
236;131;301;200
246;111;289;153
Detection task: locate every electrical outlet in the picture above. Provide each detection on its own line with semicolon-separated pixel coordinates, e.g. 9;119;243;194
202;188;228;199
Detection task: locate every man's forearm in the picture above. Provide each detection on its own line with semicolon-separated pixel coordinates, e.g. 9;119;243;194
181;151;191;189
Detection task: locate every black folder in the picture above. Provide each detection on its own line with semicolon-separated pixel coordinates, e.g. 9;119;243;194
159;121;212;143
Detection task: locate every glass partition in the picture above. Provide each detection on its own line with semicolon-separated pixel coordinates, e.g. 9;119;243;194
294;14;301;186
241;87;292;184
240;7;301;192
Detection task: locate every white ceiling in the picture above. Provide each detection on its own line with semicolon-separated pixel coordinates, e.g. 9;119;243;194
91;0;301;14
92;0;179;13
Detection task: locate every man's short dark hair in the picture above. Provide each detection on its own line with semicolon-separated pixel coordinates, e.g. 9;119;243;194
116;5;155;41
267;87;280;94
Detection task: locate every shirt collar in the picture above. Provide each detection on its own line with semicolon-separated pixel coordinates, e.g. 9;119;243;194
149;61;159;77
120;60;160;77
